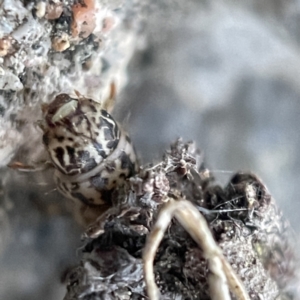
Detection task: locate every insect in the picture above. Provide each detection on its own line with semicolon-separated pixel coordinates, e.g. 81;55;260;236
40;90;136;202
10;85;138;226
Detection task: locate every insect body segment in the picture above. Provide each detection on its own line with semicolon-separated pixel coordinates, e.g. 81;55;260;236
41;93;137;206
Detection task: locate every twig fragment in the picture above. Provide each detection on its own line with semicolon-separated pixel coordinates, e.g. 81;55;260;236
143;198;250;300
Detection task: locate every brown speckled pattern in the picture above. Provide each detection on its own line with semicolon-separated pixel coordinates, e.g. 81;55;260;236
55;140;137;205
43;94;120;175
42;94;137;206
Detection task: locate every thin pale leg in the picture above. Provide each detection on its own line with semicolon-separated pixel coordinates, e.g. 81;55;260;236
83;204;143;239
8;161;53;172
143;198;250;300
102;81;116;113
82;205;117;239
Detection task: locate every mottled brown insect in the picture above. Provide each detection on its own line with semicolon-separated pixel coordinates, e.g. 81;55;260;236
40;91;137;208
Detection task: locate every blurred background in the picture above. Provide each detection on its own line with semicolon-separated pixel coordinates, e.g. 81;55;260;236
2;0;300;299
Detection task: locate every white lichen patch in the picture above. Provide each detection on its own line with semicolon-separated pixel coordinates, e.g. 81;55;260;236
0;69;23;91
